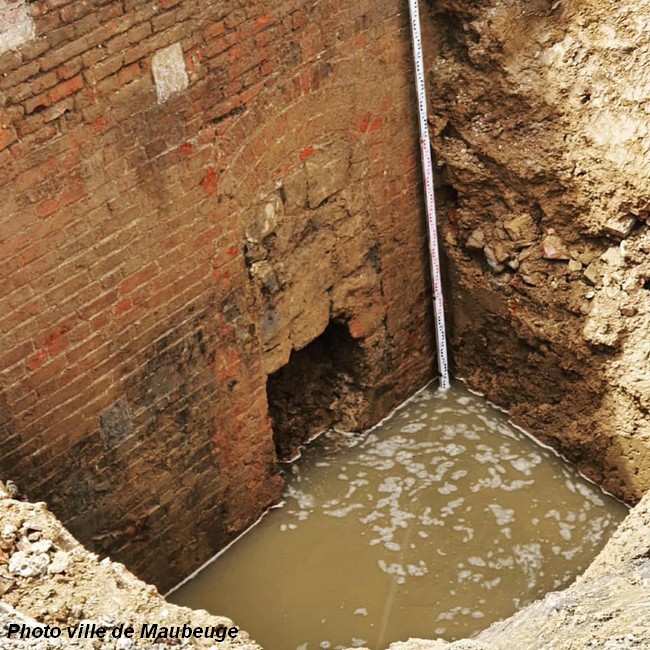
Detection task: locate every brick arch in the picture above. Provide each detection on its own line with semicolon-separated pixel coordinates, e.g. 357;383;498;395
0;0;435;589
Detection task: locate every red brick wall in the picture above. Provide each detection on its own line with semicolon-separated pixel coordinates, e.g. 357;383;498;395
0;0;436;590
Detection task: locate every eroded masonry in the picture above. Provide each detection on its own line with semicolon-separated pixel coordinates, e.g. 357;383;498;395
1;0;650;648
0;0;437;591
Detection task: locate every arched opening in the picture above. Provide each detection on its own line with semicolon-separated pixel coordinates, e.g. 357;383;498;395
266;320;366;461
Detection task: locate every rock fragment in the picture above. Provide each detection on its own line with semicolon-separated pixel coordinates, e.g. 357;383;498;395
638;203;649;221
622;200;649;221
521;273;544;286
466;228;486;250
483;245;505;272
604;214;637;240
5;480;20;498
8;550;49;578
1;525;17;549
48;551;70;575
541;234;570;260
583;261;602;286
503;212;536;245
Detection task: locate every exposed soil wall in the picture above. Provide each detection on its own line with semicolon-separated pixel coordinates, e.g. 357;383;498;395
379;4;650;645
425;0;650;503
0;0;436;591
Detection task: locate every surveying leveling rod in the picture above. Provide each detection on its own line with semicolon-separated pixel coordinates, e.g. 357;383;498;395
407;0;451;391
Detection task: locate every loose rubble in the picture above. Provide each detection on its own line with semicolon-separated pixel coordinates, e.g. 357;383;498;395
0;482;261;650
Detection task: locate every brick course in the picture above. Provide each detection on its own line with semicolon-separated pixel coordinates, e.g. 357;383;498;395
0;0;436;590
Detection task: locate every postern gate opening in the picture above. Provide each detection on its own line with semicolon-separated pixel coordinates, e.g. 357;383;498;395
267;321;366;462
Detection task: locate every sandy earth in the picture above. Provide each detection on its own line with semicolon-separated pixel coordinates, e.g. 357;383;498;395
0;483;261;650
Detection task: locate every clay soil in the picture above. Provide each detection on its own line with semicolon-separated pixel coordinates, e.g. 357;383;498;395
426;0;650;503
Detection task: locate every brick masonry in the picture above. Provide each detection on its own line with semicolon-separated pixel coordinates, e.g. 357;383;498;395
0;0;436;590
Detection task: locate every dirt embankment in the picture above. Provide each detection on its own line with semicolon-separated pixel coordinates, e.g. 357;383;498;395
0;482;261;650
425;0;650;502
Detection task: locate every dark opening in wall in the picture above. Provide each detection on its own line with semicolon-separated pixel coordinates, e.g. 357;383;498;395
267;321;366;461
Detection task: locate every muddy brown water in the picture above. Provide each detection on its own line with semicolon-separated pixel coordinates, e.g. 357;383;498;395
170;383;628;650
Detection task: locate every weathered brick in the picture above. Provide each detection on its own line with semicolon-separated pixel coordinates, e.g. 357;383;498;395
106;21;150;56
36;10;64;35
40;33;92;71
159;0;182;9
0;0;432;596
0;340;36;370
253;14;275;32
42;97;75;122
23;92;50;115
60;0;94;23
48;73;84;102
9;69;59;104
47;0;74;10
116;62;142;86
0;60;40;91
25;349;49;372
97;1;126;24
118;264;157;295
204;21;225;40
85;52;124;84
56;57;83;81
42;273;91;307
152;6;190;33
81;45;108;68
36;197;60;217
0;50;23;73
0;127;18;152
19;38;50;62
124;0;148;11
15;157;58;192
43;324;71;356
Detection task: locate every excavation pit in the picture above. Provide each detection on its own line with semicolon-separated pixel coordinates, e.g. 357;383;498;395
170;383;627;650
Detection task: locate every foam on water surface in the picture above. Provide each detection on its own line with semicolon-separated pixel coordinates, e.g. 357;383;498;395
170;383;628;650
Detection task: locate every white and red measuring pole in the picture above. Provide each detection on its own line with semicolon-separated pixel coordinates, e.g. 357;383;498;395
407;0;451;391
